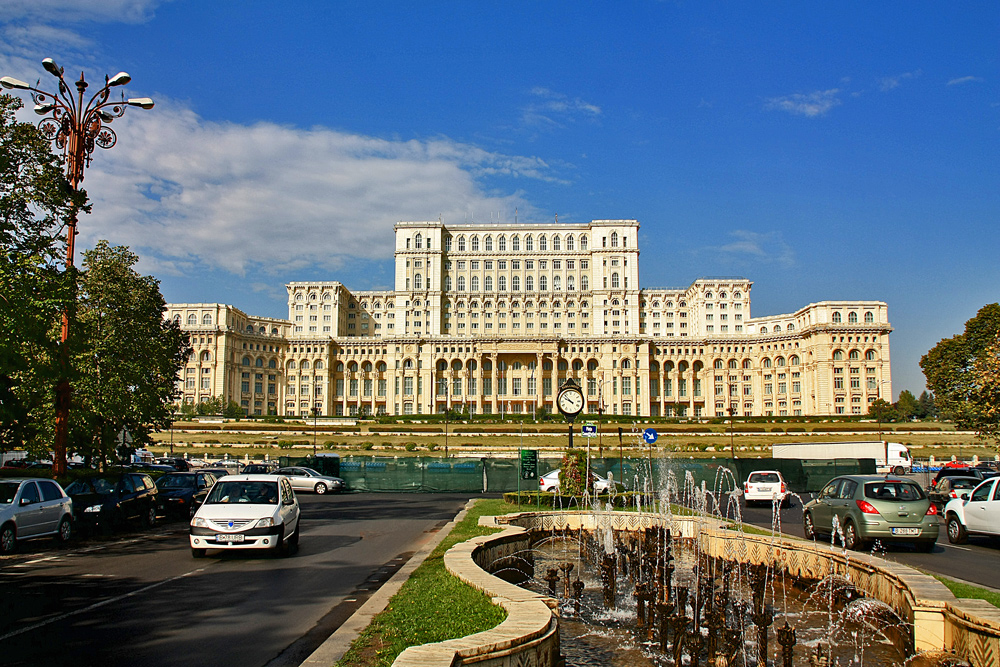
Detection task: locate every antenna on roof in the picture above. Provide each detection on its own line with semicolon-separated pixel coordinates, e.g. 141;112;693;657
555;213;558;223
515;207;518;224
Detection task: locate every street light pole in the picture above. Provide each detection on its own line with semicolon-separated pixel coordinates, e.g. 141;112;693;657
2;60;153;476
311;407;318;457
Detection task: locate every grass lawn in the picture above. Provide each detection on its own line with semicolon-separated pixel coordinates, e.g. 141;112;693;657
334;498;517;667
934;576;1000;609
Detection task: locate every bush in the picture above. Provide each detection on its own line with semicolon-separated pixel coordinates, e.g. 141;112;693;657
404;442;418;452
277;440;296;449
361;441;375;451
203;438;220;444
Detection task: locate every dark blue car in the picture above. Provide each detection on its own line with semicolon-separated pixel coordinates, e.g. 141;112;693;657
156;471;218;518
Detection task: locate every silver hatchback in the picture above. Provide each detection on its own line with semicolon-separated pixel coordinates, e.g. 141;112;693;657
0;478;74;554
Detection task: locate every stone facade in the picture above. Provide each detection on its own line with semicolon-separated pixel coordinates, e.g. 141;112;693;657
165;219;892;418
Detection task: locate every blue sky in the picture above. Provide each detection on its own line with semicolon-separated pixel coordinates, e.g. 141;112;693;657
2;1;998;399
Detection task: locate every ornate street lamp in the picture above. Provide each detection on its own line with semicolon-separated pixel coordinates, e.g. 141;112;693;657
2;59;153;476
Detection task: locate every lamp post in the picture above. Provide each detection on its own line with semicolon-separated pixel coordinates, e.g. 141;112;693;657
311;407;319;457
2;59;153;477
728;404;737;459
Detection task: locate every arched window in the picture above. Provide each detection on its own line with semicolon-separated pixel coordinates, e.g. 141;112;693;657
567;276;575;291
580;235;588;250
268;359;276;368
611;273;620;289
377;362;387;372
849;350;860;360
201;351;212;362
833;350;844;361
458;235;467;251
187;314;197;325
202;314;212;325
539;235;547;251
512;235;520;251
498;275;507;291
512;275;520;291
776;357;785;367
526;275;534;291
790;355;800;365
588;360;598;371
865;350;876;361
728;359;738;369
457;276;466;290
525;235;534;251
255;358;264;367
611;231;619;247
832;312;842;323
414;233;422;249
763;358;772;368
743;359;752;369
301;360;311;370
552;275;561;290
444;235;452;251
552;235;561;250
404;358;414;369
287;360;296;369
471;276;480;291
539;275;548;291
787;324;795;331
348;361;358;372
362;361;372;372
242;356;251;366
566;235;574;250
865;311;874;323
314;360;323;369
414;274;422;289
848;311;858;324
468;360;477;371
246;324;253;333
336;362;344;371
471;235;480;251
485;235;493;251
581;275;589;290
498;235;506;251
485;275;493;291
438;360;448;371
773;325;781;333
714;360;723;369
444;275;452;290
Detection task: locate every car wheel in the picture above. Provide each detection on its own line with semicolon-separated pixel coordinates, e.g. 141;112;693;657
314;482;327;495
947;515;968;544
0;523;16;554
844;521;865;551
57;516;72;543
191;547;206;558
893;466;905;476
142;505;157;528
803;512;817;540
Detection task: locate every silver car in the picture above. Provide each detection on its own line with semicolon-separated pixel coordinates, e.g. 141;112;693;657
273;467;344;494
1;478;74;554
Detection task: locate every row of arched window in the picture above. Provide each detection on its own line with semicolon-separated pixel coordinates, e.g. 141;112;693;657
832;311;875;324
444;233;588;253
444;274;590;292
832;349;878;361
449;299;590;310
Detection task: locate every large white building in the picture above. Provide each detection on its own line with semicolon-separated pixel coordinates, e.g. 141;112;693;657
166;219;892;418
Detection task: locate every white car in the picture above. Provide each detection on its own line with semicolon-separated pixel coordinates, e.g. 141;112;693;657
0;478;74;554
743;470;790;507
539;470;617;494
944;477;1000;544
189;474;300;557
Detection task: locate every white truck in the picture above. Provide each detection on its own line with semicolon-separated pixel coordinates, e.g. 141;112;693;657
771;441;912;475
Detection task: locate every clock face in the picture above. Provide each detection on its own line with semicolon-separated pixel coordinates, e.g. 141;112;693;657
558;388;584;415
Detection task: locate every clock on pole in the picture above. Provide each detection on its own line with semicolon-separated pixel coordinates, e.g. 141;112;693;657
557;378;584;451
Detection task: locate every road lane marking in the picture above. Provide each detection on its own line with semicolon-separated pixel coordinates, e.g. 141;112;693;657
940;543;972;551
0;567;206;642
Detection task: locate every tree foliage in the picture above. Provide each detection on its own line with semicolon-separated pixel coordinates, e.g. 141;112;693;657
70;241;190;463
0;94;84;452
921;304;1000;449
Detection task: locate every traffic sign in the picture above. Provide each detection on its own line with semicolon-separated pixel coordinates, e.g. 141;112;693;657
642;428;658;444
581;422;597;437
520;449;538;480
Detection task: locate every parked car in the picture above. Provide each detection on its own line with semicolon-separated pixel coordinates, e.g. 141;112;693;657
64;472;159;535
189;474;300;557
273;467;344;494
156;471;218;518
539;470;618;494
974;461;999;473
743;470;791;507
242;462;279;475
802;475;939;552
199;468;231;479
155;458;192;471
0;478;74;554
944;477;1000;544
927;476;982;509
930;467;984;490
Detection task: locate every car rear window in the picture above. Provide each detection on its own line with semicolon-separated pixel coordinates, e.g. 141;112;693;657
952;479;979;489
864;481;924;501
749;473;780;483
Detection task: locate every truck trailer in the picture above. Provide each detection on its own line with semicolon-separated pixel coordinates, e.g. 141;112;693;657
771;441;912;475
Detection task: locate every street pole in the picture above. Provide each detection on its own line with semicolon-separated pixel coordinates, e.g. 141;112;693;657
2;61;153;476
312;407;318;457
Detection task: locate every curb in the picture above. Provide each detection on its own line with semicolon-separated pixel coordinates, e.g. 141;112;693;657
299;499;476;666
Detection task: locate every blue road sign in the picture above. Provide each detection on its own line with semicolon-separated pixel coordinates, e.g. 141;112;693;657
643;428;658;444
581;423;597;437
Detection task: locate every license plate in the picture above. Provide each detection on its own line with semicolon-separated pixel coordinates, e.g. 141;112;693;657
215;534;245;543
891;527;919;536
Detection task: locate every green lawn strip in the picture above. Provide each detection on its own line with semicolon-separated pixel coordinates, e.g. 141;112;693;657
334;498;514;667
933;575;1000;609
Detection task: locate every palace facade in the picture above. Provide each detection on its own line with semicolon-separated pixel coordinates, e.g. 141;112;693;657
166;219;892;418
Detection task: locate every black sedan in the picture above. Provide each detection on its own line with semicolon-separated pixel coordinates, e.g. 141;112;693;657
64;472;159;535
156;471;218;518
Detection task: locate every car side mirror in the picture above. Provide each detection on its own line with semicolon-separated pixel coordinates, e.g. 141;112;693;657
20;497;33;506
960;493;969;501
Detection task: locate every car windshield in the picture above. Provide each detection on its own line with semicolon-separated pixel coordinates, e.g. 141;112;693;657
65;477;115;495
0;481;19;504
205;481;279;504
749;473;780;483
864;481;925;501
158;476;195;489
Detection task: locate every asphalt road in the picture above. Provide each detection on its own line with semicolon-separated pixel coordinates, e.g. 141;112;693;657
0;493;473;667
739;492;1000;590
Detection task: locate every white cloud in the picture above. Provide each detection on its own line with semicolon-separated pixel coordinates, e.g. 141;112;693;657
764;89;841;118
1;0;165;24
947;76;984;86
879;70;921;92
73;104;551;276
699;230;795;268
521;87;602;129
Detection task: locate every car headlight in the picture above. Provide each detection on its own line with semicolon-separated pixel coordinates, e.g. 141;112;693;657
84;504;103;513
192;517;208;527
256;517;274;528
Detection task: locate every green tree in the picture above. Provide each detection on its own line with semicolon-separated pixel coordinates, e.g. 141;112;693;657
917;391;937;419
223;400;244;418
894;390;920;421
0;95;85;454
921;304;1000;447
868;398;897;424
71;241;190;464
